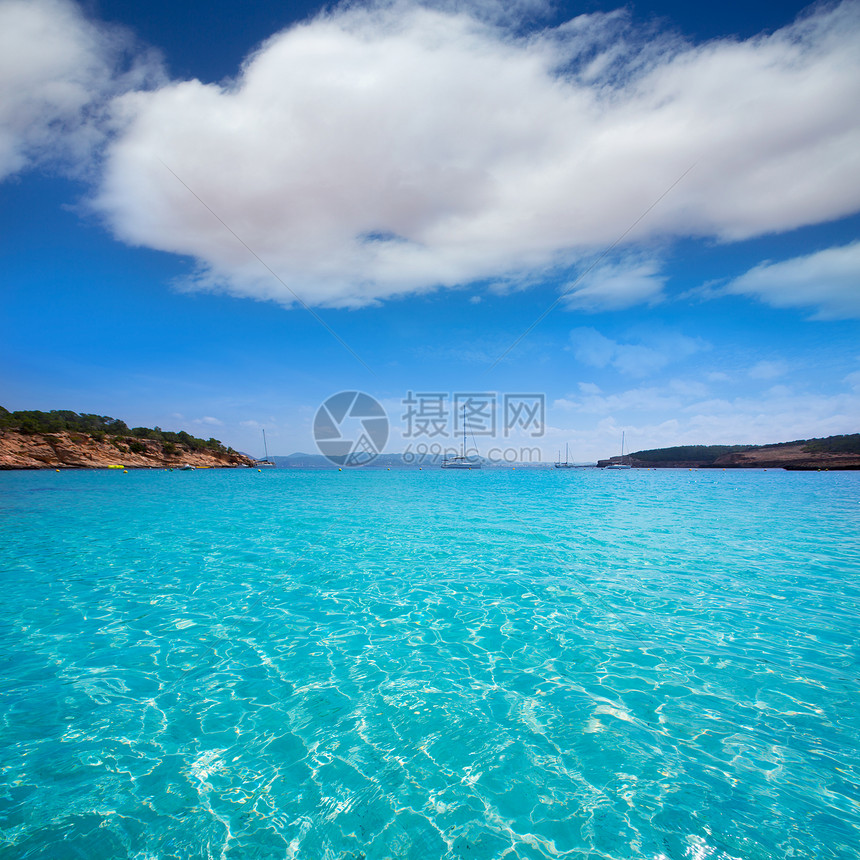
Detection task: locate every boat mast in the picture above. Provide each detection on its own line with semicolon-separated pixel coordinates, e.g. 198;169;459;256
462;404;466;458
263;428;269;462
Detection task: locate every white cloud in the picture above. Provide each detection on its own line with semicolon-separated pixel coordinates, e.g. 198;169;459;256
193;416;223;426
570;326;706;377
766;384;792;397
570;328;616;368
668;379;708;397
552;379;860;458
725;240;860;320
748;359;788;380
562;256;666;311
679;390;860;444
424;0;554;26
0;0;161;179
574;384;684;415
87;0;860;308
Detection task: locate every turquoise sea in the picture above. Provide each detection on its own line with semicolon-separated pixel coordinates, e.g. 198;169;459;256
1;467;858;859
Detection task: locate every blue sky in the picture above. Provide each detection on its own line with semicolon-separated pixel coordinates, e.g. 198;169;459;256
1;0;858;461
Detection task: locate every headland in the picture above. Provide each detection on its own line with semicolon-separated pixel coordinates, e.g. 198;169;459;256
597;435;860;470
0;409;254;469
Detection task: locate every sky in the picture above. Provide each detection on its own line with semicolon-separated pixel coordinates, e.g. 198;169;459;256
1;0;859;462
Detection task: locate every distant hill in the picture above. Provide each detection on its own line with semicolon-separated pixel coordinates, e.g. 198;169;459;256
599;434;860;470
624;444;752;464
271;434;860;470
273;451;518;468
273;452;475;468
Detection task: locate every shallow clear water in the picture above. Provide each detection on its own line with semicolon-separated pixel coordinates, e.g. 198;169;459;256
1;467;858;859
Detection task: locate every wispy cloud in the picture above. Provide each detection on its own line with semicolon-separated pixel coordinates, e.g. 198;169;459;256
552;379;860;456
725;240;860;320
570;326;706;377
679;389;860;444
561;384;685;415
239;418;277;429
561;256;666;311
0;0;162;180
747;359;788;380
844;369;860;392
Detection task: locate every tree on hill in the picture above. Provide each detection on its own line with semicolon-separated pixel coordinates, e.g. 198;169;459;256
628;444;754;464
802;434;860;454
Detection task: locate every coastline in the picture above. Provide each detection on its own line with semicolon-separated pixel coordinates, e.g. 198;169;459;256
5;428;857;471
0;429;255;470
598;442;860;470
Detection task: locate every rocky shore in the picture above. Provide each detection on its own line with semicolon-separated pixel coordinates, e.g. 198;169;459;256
0;430;255;470
707;443;860;470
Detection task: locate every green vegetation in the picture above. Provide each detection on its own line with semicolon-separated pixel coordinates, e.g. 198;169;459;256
629;444;753;464
0;408;236;455
0;409;130;437
802;434;860;454
631;434;860;464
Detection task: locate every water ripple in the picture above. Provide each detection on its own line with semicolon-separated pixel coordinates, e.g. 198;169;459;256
0;468;858;858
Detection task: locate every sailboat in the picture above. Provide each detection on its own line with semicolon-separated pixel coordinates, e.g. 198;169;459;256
441;405;482;469
554;443;575;469
257;429;276;467
604;431;632;469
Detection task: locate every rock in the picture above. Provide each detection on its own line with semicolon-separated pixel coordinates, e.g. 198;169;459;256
0;430;255;470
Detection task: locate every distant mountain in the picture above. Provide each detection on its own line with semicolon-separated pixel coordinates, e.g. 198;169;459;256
272;452;499;468
271;453;335;468
274;452;446;468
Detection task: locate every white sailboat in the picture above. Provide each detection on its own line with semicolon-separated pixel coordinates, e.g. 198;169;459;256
257;429;276;467
554;443;575;469
604;431;632;469
441;405;482;469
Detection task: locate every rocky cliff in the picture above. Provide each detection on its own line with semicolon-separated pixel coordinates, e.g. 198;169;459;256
710;443;860;470
0;430;255;469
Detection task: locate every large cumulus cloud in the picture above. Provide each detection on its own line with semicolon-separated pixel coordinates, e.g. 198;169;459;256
93;1;860;308
4;0;860;309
